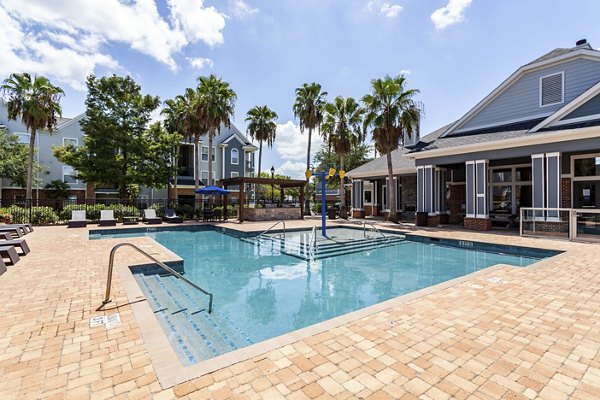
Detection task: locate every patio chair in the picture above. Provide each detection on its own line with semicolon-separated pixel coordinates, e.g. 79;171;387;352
0;257;5;276
68;210;87;228
0;245;20;265
99;210;117;227
143;209;162;225
0;239;30;255
1;224;32;235
0;226;23;238
164;208;183;224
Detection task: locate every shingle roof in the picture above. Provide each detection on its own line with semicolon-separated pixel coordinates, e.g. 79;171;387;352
346;125;450;177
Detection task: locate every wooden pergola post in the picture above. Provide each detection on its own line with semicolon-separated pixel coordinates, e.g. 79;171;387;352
299;186;305;219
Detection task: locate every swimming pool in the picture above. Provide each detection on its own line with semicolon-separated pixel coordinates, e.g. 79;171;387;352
93;226;556;366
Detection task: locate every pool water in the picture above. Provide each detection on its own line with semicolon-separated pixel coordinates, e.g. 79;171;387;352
108;228;546;365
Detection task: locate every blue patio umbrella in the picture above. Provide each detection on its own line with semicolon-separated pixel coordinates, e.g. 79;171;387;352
194;185;231;195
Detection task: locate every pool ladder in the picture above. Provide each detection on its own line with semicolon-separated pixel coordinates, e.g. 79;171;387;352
363;222;388;240
256;220;286;240
100;243;214;313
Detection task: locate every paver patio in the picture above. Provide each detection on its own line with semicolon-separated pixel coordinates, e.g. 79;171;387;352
1;220;600;399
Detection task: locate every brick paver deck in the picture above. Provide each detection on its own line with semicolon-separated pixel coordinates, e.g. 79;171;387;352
1;220;599;399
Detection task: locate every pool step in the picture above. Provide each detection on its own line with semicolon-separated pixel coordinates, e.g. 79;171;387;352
244;235;405;260
134;272;253;365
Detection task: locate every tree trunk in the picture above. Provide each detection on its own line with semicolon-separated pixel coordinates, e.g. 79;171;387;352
386;150;397;223
258;140;263;177
208;133;214;186
173;145;180;203
339;153;345;207
26;127;35;200
305;127;312;215
194;134;200;200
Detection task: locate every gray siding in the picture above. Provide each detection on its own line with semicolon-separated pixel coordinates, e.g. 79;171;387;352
224;138;244;178
532;156;544;208
459;58;600;132
563;92;600;120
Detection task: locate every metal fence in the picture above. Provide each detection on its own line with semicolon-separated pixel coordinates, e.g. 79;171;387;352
520;207;600;241
0;198;237;225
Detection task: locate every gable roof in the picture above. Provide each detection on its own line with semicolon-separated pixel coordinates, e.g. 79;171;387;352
441;42;600;138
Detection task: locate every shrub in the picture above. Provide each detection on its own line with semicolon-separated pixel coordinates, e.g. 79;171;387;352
0;207;13;224
4;205;59;225
108;204;140;221
60;204;106;222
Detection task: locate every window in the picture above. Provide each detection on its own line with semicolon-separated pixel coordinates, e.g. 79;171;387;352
364;190;372;204
14;132;30;144
63;166;77;184
231;148;239;165
574;157;600;177
201;146;215;162
63;137;78;146
201;171;215;185
492;168;512;183
540;72;564;107
231;171;239;178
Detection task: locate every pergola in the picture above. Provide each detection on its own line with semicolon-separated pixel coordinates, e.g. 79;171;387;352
220;177;307;222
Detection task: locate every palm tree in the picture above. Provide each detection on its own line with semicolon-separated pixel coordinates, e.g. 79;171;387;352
196;75;236;188
1;73;64;199
362;75;421;223
321;96;364;216
245;105;278;177
293;82;327;214
162;96;188;199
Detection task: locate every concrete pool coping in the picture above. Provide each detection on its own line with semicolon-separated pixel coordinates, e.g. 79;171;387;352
114;223;571;388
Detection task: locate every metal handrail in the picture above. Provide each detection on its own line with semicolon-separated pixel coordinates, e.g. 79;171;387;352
101;243;213;313
307;225;317;258
363;222;386;239
256;220;286;239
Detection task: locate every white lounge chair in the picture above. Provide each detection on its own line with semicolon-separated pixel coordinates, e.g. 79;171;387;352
68;210;87;228
143;209;162;225
99;210;117;227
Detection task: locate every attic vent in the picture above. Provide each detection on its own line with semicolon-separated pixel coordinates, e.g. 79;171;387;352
540;72;564;107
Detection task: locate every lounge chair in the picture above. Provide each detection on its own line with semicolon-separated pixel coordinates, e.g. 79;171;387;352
1;224;32;235
164;208;183;223
99;210;117;227
0;257;6;275
0;239;30;255
0;245;20;265
0;226;23;238
143;209;162;225
68;210;87;228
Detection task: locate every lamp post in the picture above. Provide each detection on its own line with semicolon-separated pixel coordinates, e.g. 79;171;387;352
166;159;172;205
270;166;275;204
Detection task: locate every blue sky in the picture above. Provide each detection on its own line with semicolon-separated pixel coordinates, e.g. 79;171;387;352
1;0;599;178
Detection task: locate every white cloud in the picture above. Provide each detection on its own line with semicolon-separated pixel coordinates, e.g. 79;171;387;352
400;69;411;75
187;57;214;70
365;1;403;18
228;0;258;19
169;0;225;47
0;0;225;90
380;3;403;18
277;161;308;180
274;121;323;163
431;0;473;30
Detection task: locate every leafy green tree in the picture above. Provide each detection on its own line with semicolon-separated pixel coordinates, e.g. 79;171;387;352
362;75;422;223
54;75;178;199
44;179;70;200
196;75;237;187
1;73;64;199
293;82;327;214
321;96;364;209
246;105;278;177
0;127;37;188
